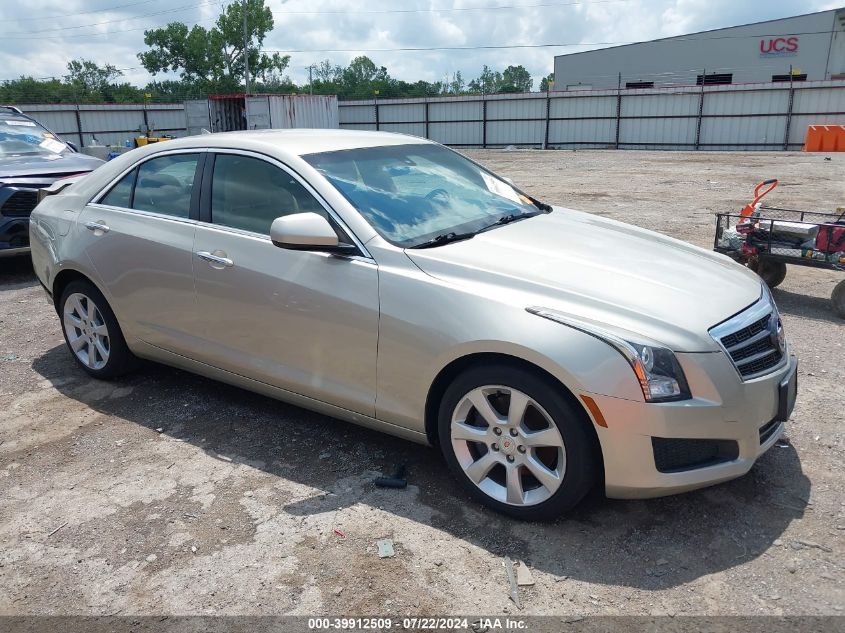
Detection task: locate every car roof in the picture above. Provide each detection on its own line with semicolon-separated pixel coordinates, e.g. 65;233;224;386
156;128;432;157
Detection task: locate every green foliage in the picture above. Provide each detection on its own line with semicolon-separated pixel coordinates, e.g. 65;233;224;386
539;72;555;92
138;0;290;93
466;64;533;94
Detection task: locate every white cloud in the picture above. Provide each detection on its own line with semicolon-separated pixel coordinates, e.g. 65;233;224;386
0;0;835;89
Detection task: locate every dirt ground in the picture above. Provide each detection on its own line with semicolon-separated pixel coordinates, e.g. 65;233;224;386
0;150;842;618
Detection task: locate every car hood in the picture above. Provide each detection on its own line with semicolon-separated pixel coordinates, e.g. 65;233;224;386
405;208;763;352
0;152;103;179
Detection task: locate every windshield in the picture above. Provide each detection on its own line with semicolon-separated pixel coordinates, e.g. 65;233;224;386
0;117;68;158
303;143;541;247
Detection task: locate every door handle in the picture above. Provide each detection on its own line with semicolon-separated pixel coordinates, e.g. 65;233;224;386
196;251;234;267
84;221;109;233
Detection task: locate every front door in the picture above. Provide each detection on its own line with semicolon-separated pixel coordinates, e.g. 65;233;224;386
77;151;204;355
191;151;379;416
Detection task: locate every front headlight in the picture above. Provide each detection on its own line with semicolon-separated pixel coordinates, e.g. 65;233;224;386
622;339;691;402
526;306;691;403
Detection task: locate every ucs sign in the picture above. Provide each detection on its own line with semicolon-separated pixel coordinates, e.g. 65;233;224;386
760;37;799;56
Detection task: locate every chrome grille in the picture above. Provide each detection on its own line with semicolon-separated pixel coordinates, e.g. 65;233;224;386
710;293;785;380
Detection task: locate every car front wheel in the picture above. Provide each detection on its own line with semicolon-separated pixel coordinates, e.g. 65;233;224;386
59;280;137;379
438;364;597;520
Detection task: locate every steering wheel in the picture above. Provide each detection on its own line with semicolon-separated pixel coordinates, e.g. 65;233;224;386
425;188;450;202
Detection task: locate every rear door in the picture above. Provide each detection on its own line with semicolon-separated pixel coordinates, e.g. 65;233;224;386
190;150;379;416
77;150;204;355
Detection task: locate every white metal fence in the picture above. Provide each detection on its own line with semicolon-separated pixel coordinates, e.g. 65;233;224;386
338;79;845;150
14;79;845;151
16;103;187;148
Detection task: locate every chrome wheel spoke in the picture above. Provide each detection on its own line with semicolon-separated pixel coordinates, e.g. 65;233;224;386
86;340;96;367
521;427;563;448
507;390;530;427
464;452;497;484
69;334;87;352
505;465;524;504
525;455;561;492
467;388;501;426
452;421;488;443
91;323;109;336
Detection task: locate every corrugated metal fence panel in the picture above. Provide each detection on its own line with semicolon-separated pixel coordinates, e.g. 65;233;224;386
487;120;544;146
430;100;482;122
379;103;425;123
429;121;483;146
792;85;845;115
703;87;789;116
620;117;696;147
700;115;787;148
17;103;188;147
339;104;375;124
550;119;615;145
378;122;426;137
552;94;616;118
622;92;698;118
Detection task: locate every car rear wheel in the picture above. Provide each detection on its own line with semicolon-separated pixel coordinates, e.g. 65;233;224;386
59;280;138;379
438;364;597;520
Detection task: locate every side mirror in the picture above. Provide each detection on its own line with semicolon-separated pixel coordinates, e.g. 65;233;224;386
270;212;357;254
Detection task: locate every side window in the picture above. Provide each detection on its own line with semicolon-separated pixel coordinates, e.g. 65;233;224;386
99;169;136;208
211;154;328;234
132;153;199;218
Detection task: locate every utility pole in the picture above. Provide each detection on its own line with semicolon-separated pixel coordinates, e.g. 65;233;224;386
307;65;315;94
242;0;250;95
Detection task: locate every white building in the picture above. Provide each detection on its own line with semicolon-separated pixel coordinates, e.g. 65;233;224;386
553;8;845;90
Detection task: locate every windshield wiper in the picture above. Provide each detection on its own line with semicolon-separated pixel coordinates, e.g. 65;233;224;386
412;231;476;249
476;209;543;234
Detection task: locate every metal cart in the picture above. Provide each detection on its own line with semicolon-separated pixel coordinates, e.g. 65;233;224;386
714;205;845;318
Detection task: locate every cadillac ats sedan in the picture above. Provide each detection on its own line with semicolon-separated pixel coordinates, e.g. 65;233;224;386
29;130;797;519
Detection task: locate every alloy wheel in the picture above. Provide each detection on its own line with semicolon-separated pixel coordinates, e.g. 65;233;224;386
63;292;110;370
450;385;566;506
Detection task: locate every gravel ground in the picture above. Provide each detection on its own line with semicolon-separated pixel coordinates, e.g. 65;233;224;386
0;150;842;618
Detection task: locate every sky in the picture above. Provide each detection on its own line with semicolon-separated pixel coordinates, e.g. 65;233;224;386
0;0;839;89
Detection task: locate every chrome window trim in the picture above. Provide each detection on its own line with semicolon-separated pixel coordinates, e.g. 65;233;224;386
708;288;788;381
203;148;373;261
86;202;200;228
90;148;207;207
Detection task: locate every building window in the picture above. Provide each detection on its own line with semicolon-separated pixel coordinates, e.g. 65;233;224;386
772;74;808;82
696;73;733;86
625;81;654;89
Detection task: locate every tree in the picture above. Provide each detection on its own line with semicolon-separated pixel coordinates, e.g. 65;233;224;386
138;0;290;93
539;72;555;92
65;59;123;95
446;71;466;95
500;65;533;93
468;65;502;94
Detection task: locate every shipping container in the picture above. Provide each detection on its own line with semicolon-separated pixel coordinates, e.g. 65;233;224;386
245;95;338;130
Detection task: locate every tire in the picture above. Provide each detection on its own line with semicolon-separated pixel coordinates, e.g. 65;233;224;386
59;279;138;379
832;280;845;319
438;364;597;521
753;259;787;288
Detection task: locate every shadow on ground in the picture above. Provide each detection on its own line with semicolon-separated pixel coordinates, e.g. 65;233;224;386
772;287;842;324
0;254;37;289
31;343;808;591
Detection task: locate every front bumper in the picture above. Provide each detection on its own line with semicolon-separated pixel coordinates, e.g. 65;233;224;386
588;351;797;499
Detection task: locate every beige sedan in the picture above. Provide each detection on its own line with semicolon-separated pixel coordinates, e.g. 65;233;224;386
29;130;797;519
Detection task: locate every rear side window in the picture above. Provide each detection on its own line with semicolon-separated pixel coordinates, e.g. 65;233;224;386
210;154;327;234
100;169;136;208
132;154;199;218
